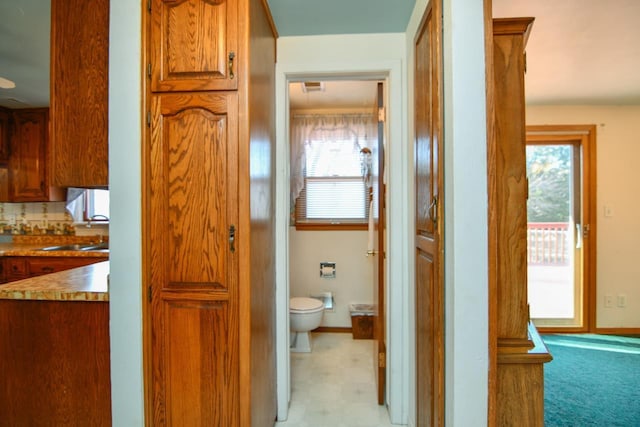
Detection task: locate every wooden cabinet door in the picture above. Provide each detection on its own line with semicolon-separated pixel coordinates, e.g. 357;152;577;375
9;109;49;202
50;0;109;187
150;0;238;92
0;108;10;162
149;92;239;426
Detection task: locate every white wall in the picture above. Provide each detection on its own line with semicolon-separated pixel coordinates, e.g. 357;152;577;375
289;228;373;327
108;0;144;424
527;105;640;328
405;0;490;426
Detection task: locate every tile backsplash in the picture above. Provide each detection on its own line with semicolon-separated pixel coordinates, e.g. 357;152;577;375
0;202;108;237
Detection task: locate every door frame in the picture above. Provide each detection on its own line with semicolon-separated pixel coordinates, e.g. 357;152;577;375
526;124;597;332
275;60;408;423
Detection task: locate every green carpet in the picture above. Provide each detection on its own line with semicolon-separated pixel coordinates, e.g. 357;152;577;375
543;334;640;427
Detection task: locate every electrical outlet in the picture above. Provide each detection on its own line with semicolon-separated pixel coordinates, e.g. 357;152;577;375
604;295;613;308
617;294;626;308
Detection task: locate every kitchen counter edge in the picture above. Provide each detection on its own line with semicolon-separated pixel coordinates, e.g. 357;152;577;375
0;261;109;302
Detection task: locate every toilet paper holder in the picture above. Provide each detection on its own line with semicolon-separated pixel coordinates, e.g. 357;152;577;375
319;262;336;278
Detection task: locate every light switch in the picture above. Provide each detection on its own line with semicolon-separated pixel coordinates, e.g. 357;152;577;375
604;205;613;218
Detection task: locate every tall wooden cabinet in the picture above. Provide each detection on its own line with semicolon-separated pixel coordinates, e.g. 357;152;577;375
8;109;64;202
488;18;552;427
49;0;109;188
144;1;277;426
0;108;9;163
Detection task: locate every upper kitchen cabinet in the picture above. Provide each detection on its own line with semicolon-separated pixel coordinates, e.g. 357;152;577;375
9;109;64;202
150;0;239;92
0;108;10;163
49;0;109;188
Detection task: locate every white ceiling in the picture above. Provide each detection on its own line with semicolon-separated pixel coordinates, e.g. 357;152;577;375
493;0;640;105
1;0;639;109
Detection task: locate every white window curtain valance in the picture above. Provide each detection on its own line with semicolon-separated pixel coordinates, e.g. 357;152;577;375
290;113;378;214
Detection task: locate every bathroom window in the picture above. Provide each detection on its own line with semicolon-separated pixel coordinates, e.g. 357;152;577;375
295;138;370;229
290;113;377;230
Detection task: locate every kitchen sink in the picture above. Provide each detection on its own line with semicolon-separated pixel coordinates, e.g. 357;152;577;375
39;242;109;251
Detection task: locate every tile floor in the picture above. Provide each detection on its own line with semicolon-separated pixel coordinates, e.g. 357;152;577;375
275;332;398;427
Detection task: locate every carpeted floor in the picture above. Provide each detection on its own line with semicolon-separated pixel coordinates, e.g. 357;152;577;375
543;334;640;427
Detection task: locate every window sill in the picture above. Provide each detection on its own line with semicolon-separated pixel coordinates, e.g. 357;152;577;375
295;223;368;231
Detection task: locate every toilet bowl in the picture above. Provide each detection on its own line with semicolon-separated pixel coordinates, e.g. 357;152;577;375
290;297;325;353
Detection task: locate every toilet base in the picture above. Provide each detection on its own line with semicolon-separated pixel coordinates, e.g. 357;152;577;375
290;331;313;353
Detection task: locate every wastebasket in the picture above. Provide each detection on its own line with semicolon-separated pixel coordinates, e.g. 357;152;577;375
349;304;374;339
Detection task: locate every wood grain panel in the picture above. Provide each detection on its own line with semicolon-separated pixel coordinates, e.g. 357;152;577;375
247;0;278;424
414;2;444;425
492;18;534;343
151;0;238;92
149;92;239;425
9;109;64;202
163;300;238;426
415;248;435;427
0;300;111;426
50;0;109;187
0;107;9;162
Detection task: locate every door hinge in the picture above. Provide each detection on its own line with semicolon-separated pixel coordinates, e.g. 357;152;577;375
148;285;152;302
147;63;152;77
378;107;385;122
147;0;152;12
378;352;386;368
146;111;151;127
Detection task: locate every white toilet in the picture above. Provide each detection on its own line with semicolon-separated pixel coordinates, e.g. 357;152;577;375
289;297;325;353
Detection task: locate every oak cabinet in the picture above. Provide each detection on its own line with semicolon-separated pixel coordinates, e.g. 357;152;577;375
149;92;240;426
49;0;109;187
9;109;64;202
150;0;238;92
1;256;104;283
0;299;111;426
0;108;9;201
145;0;277;425
0;107;9;163
489;18;552;426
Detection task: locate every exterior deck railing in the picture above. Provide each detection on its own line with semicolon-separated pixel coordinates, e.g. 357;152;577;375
527;222;570;265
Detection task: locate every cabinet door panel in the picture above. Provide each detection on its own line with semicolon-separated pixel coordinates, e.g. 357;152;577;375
151;0;238;92
50;0;109;187
9;110;48;201
0;108;9;162
163;300;238;426
149;92;239;425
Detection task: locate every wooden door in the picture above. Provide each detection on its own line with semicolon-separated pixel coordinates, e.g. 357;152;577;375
414;1;444;425
372;82;386;405
149;92;239;426
9;109;49;202
150;0;238;92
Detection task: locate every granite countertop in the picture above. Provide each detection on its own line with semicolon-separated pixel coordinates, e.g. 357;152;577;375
0;261;109;302
0;242;109;258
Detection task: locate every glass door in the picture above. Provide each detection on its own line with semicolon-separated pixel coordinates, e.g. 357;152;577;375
526;143;583;327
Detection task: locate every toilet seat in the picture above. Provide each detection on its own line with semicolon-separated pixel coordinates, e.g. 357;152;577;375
290;297;324;314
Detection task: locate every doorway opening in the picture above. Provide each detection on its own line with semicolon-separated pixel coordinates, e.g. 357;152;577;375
526;125;597;331
284;78;389;422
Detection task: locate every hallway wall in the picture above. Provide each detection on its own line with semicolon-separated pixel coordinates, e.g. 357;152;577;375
527;105;640;328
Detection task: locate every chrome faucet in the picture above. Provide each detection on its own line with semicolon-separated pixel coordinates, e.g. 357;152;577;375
87;214;109;228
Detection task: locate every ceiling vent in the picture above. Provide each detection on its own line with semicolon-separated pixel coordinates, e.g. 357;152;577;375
301;81;325;93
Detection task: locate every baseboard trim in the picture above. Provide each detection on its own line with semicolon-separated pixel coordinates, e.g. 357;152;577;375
313;326;352;333
540;327;640;335
594;327;640;335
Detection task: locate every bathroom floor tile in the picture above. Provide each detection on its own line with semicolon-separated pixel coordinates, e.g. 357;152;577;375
275;333;400;427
